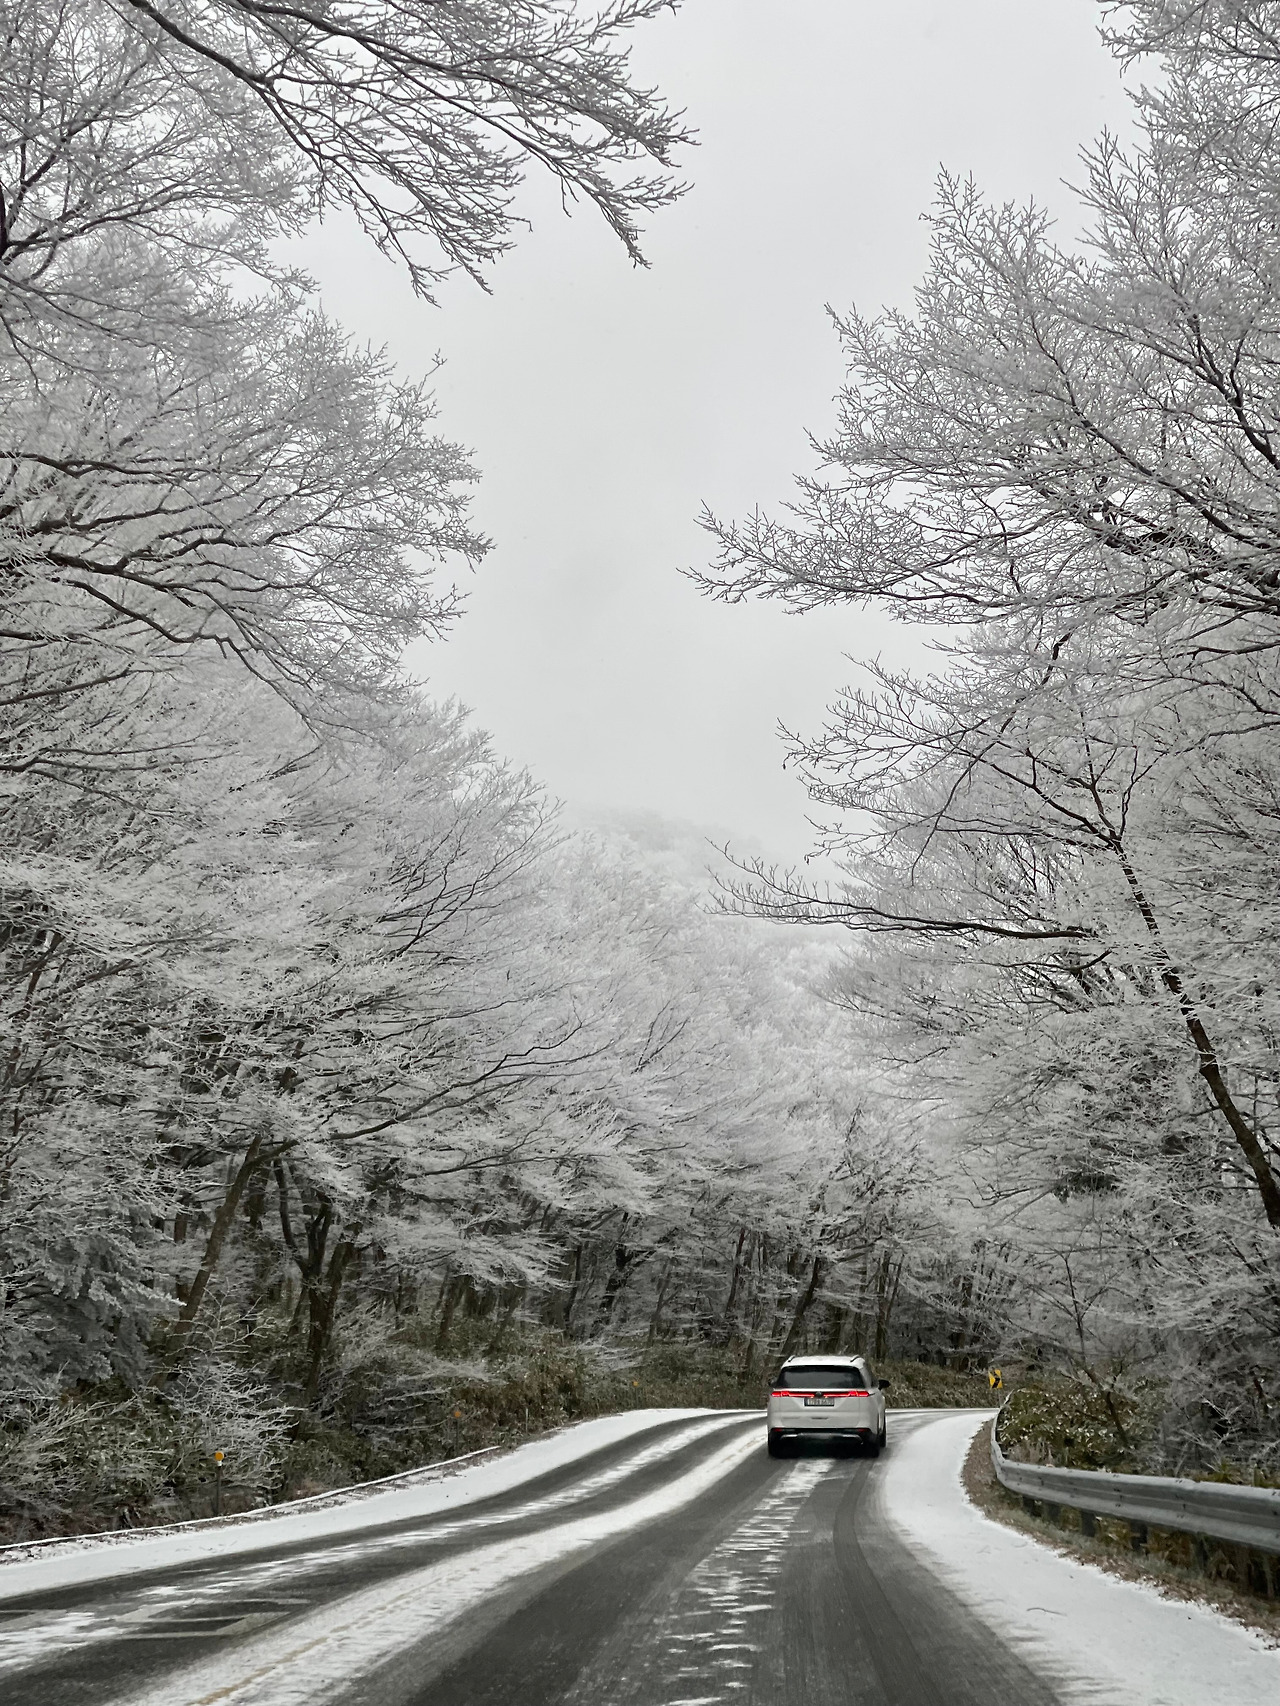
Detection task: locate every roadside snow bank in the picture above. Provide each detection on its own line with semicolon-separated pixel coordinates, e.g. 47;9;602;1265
880;1410;1280;1706
0;1408;745;1603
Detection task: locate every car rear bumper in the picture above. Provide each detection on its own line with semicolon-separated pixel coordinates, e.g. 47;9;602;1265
767;1400;879;1433
769;1420;874;1435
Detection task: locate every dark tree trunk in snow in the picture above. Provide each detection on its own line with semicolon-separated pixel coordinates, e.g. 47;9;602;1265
874;1253;903;1362
562;1243;587;1336
152;1128;270;1384
435;1271;463;1351
304;1234;360;1405
1116;849;1280;1229
720;1228;749;1340
765;1245;805;1359
647;1261;674;1343
593;1218;649;1330
779;1254;828;1362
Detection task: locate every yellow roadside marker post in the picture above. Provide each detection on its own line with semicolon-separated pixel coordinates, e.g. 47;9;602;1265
213;1449;224;1517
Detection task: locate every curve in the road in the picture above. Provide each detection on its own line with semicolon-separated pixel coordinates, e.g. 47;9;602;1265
0;1410;1061;1706
0;1413;756;1704
401;1414;1058;1706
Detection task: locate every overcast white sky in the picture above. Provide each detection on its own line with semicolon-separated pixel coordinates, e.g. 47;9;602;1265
300;1;1130;864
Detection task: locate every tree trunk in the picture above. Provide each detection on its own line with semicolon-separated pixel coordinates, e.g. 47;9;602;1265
825;1301;850;1352
647;1260;674;1343
720;1228;749;1340
779;1254;828;1362
594;1223;649;1329
561;1243;586;1336
765;1245;804;1358
304;1233;359;1406
152;1129;269;1385
1116;848;1280;1228
874;1254;902;1362
435;1271;463;1351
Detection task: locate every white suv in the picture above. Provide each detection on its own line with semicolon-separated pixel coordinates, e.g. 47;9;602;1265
766;1355;888;1457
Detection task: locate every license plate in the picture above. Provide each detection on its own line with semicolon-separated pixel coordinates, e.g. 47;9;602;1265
804;1396;836;1407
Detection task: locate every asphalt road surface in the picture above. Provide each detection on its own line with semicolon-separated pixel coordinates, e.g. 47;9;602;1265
0;1411;1063;1706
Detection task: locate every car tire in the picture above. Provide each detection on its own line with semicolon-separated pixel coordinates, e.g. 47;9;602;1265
865;1429;881;1457
878;1420;887;1450
767;1429;786;1457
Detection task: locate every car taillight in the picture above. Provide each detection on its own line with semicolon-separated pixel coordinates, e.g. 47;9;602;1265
775;1389;871;1397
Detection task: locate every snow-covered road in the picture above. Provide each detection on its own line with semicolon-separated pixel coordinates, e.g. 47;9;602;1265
0;1407;1275;1705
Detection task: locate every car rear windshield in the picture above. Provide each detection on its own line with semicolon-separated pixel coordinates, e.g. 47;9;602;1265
776;1365;868;1391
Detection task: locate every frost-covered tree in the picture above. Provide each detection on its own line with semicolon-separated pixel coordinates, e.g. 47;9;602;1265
0;0;690;757
0;0;967;1534
697;2;1280;1463
0;0;689;305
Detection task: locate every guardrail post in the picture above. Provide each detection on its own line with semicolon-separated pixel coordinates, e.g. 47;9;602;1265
1193;1535;1209;1573
1021;1494;1038;1517
1128;1521;1148;1553
1079;1509;1097;1538
1044;1501;1062;1527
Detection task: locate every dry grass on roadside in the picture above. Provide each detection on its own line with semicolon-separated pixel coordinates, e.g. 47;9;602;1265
961;1420;1280;1646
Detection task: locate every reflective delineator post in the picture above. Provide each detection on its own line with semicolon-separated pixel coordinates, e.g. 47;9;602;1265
214;1449;224;1517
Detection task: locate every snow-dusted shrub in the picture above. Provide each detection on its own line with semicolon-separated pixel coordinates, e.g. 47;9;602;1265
997;1378;1154;1473
166;1355;294;1494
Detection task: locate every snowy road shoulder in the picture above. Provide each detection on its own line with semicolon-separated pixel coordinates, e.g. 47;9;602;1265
879;1409;1280;1706
0;1408;745;1604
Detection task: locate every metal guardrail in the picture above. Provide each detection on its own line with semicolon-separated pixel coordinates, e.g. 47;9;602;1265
990;1428;1280;1556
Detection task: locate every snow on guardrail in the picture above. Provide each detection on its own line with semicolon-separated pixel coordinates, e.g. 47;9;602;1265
990;1427;1280;1555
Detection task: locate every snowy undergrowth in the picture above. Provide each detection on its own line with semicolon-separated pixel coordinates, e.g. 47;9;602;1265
997;1375;1280;1485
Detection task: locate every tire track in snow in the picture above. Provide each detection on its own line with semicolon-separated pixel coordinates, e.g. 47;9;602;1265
573;1457;835;1706
0;1414;750;1681
113;1424;764;1706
